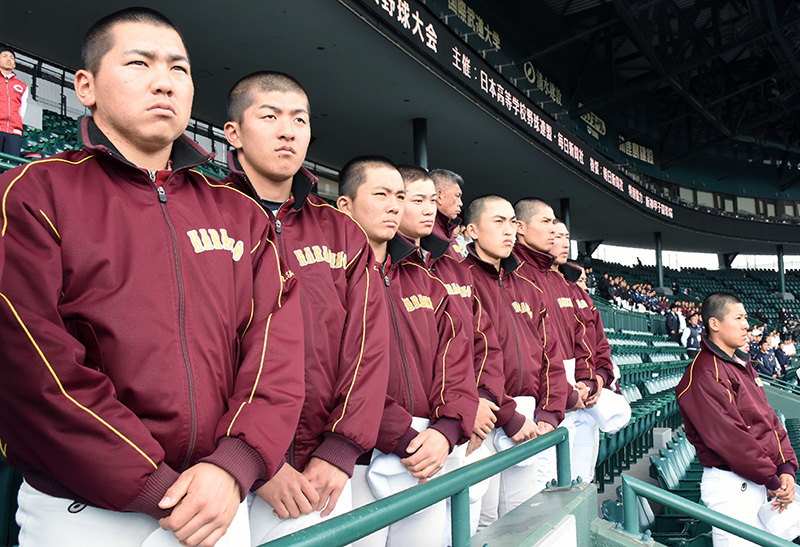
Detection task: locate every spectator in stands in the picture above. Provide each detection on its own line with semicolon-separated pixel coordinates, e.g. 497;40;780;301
598;272;611;300
452;221;471;257
0;48;28;156
0;8;307;546
666;303;681;343
754;339;780;378
584;266;596;295
754;307;768;326
221;71;391;542
776;341;791;381
748;331;761;358
784;338;797;358
681;312;703;360
676;292;797;547
338;157;477;547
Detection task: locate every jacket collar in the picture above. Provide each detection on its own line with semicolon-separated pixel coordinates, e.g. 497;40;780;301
701;336;751;367
226;149;318;212
81;116;212;174
513;242;555;271
558;262;582;283
433;209;460;240
419;232;450;265
467;243;520;278
384;233;418;271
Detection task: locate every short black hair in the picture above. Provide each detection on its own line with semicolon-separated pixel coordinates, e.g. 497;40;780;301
339;155;398;199
81;7;185;74
464;194;509;225
0;48;14;58
397;164;430;185
429;169;464;190
227;71;308;124
513;197;549;223
701;292;743;327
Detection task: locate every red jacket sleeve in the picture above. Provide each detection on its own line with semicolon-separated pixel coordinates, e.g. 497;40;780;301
472;291;505;406
536;301;568;427
201;224;305;493
310;239;390;475
591;306;615;389
0;167;175;519
428;289;479;448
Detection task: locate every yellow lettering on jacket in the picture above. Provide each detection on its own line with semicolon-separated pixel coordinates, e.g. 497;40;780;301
444;282;472;298
512;301;533;318
291;245;348;270
575;298;588;309
402;294;434;312
186;229;245;262
557;297;574;308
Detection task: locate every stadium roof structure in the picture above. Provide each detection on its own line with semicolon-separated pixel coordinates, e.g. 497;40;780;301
3;0;800;257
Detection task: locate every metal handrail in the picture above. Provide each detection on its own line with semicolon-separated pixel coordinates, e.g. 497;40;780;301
261;427;572;547
760;374;800;396
622;474;796;547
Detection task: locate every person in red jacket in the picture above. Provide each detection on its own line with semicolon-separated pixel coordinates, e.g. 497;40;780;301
0;48;28;156
397;165;502;537
430;168;466;258
677;292;797;546
338;156;477;547
221;71;390;544
463;195;568;528
0;9;305;547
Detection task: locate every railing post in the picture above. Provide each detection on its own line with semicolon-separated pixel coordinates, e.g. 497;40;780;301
450;488;471;547
555;429;571;486
622;475;639;535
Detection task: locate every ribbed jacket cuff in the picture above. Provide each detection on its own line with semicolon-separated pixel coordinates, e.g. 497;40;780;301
477;388;498;404
778;462;797;478
582;379;599;396
766;475;782;491
566;389;580;410
430;418;462;451
597;368;614;389
310;433;364;478
391;427;421;458
199;437;266;500
124;463;180;519
502;411;526;438
534;410;560;429
251;460;284;492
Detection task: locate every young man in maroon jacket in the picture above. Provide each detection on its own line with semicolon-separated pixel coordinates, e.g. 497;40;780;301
222;72;390;543
0;9;304;547
463;195;568;527
677;292;797;546
337;157;477;547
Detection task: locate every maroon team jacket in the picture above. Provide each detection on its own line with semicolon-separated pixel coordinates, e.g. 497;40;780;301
465;246;568;436
677;337;797;488
376;234;478;456
225;152;389;477
421;233;506;409
0;118;305;519
432;209;465;260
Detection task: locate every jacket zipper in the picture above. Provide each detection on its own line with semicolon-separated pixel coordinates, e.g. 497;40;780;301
382;263;415;415
149;170;198;471
498;271;524;396
544;270;571;353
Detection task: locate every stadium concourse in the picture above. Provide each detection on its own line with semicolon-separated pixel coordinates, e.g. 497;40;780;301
3;1;800;547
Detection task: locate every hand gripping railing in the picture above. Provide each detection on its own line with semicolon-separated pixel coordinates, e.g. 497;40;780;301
261;427;572;547
621;474;796;546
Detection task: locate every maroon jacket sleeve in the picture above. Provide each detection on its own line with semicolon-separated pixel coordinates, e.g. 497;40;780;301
375;395;415;456
677;365;790;488
201;223;305;495
590;305;615;389
471;290;505;406
310;236;390;476
536;304;568;427
428;287;479;449
0;166;177;519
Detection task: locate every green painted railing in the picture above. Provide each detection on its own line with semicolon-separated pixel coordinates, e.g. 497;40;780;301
760;374;800;396
261;427;572;547
622;474;795;547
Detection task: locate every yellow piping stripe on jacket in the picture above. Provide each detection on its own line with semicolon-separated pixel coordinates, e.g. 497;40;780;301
240;299;255;342
435;310;457;417
541;314;552;409
227;312;273;436
0;439;6;458
250;240;261;254
330;264;370;433
513;271;544;294
39;210;60;241
3;155;95;236
197;174;286;307
0;292;157;469
574;313;593;380
710;356;732;403
776;430;787;463
473;294;489;387
676;350;702;399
